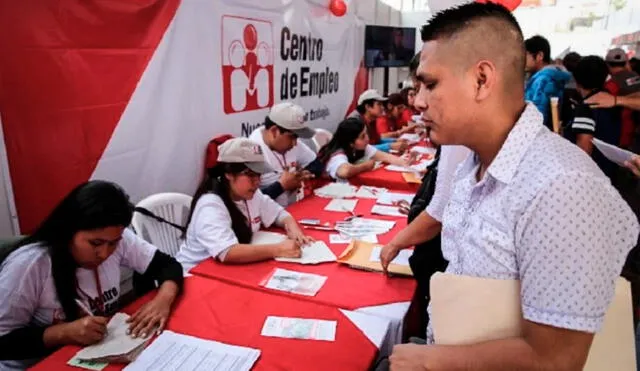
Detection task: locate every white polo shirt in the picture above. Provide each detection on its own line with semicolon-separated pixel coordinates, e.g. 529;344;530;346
249;128;317;206
0;229;156;370
325;145;378;182
176;190;290;272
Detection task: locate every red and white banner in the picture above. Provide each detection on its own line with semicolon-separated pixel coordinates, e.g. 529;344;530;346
0;0;367;232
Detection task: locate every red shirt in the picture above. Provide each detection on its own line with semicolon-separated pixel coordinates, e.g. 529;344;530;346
399;108;415;128
375;115;397;136
605;78;639;149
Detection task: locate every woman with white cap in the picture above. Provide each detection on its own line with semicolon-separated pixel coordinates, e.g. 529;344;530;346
176;138;313;272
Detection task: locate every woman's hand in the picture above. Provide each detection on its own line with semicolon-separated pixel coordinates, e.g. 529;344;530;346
54;316;109;346
625;155;640;177
275;239;303;258
127;283;178;338
285;225;315;246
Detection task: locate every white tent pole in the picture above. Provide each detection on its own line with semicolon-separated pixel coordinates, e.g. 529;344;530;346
0;114;21;235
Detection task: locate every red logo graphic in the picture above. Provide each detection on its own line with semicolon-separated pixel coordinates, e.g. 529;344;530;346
221;16;274;114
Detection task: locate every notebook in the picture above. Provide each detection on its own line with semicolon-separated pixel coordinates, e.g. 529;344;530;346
74;313;151;364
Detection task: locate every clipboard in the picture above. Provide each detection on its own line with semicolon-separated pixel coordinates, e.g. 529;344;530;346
430;272;636;371
337;240;413;276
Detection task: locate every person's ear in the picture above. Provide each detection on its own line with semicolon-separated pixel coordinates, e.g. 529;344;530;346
224;173;234;181
474;60;496;102
536;51;544;64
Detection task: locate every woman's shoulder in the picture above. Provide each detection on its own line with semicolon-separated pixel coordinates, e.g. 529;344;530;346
0;243;51;280
194;193;225;208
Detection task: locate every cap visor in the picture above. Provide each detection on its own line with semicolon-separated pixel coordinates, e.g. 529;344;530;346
375;97;388;101
293;127;316;139
245;161;274;174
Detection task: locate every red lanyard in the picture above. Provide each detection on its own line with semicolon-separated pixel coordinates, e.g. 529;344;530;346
77;268;104;315
272;150;287;170
93;268;104;314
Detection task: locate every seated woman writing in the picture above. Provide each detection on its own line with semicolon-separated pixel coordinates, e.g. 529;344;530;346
318;118;412;182
0;181;183;369
176;138;313;272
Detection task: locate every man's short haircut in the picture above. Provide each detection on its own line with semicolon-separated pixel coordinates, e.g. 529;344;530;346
409;52;421;77
420;2;525;90
524;35;551;64
562;52;581;74
574;56;608;91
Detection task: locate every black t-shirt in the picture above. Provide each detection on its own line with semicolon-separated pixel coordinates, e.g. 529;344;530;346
569;90;622;179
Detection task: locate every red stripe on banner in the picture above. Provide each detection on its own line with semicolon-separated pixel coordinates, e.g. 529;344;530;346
344;59;369;118
0;0;180;233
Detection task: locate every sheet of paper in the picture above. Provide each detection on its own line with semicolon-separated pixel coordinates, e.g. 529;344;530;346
369;246;411;266
330;234;377;244
377;192;414;206
261;316;337;342
67;357;107;371
251;231;286;245
355;186;388;199
385;159;431;173
314;183;358;198
75;313;149;362
324;199;358;213
371;204;405;217
334;218;395;238
275;241;337;264
399;133;421;143
261;268;327;296
410;146;436;155
123;331;260;371
592;138;635;166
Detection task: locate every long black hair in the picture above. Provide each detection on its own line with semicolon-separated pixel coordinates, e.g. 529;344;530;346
184;163;252;244
317;118;367;165
1;180;134;321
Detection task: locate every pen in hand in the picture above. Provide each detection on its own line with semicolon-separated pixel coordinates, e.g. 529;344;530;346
75;299;94;317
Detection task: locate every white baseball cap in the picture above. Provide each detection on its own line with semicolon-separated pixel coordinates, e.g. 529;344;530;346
357;89;387;106
217;138;274;174
267;102;315;139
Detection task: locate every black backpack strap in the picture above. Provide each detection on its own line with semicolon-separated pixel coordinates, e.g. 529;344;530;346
134;207;186;233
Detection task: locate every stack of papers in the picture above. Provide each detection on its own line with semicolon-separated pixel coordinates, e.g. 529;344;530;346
324;199;358;213
330;234;378;244
276;241;337;265
410;146;436;155
261;268;327;296
335;218;395;238
386;159;433;173
261;316;337;342
314;183;358;198
123;331;260;371
74;313;150;364
355;186;388;199
371;204;405;217
377;192;414;206
369;246;411;266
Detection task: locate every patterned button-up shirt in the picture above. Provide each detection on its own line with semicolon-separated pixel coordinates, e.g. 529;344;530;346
427;104;638;342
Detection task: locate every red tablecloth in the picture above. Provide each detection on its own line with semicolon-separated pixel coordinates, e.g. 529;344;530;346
348;142;434;192
349;166;420;193
191;196;416;310
31;276;378;371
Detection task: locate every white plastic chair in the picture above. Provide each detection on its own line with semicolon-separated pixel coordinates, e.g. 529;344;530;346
312;128;333;151
131;193;192;257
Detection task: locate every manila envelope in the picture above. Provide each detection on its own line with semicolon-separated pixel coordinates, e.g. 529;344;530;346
337;240;413;277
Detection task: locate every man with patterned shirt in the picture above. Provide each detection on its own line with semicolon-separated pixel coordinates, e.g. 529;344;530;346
389;3;639;371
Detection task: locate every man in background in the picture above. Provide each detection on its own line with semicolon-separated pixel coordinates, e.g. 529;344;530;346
604;48;640;150
524;35;571;129
249;102;323;206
